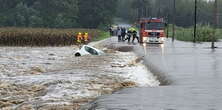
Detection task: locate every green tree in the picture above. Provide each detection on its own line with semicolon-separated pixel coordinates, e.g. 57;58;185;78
77;0;117;28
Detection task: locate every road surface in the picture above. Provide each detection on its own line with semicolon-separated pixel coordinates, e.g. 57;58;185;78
82;38;222;110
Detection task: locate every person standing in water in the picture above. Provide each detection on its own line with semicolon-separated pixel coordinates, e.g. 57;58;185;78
117;27;122;42
121;27;126;41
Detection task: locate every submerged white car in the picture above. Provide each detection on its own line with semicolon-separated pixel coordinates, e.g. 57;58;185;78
75;45;104;57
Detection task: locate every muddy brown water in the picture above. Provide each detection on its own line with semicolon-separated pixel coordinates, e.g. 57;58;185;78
81;38;222;110
0;44;149;110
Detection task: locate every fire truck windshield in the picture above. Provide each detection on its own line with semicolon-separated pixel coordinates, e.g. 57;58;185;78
145;22;165;30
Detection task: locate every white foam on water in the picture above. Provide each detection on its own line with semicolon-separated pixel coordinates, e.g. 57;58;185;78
111;52;160;87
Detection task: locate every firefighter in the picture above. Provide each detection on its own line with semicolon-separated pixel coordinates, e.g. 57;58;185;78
77;32;83;43
132;28;139;43
125;28;133;43
83;32;89;43
117;27;122;42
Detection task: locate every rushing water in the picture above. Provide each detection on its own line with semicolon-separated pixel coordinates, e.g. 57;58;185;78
82;39;222;110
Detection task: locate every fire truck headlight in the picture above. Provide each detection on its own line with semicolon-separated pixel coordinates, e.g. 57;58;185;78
160;44;165;48
143;37;148;42
160;37;165;42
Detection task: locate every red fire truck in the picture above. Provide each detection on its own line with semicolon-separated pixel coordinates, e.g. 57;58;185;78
139;18;166;43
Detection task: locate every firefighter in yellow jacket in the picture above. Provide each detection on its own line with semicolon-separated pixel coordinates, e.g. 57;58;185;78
83;32;89;43
77;32;83;43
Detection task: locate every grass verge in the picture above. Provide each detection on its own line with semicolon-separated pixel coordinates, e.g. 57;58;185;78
167;24;222;42
92;31;110;41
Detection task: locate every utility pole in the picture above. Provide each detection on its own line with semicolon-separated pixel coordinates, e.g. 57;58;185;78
138;2;141;21
138;0;145;20
157;0;161;17
142;0;146;17
212;0;218;49
194;0;197;43
167;14;169;38
167;0;171;38
172;0;176;42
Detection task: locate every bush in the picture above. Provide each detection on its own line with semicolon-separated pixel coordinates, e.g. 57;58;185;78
196;25;216;42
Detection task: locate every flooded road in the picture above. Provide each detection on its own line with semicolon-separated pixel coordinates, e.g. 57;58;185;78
0;38;160;109
83;39;222;110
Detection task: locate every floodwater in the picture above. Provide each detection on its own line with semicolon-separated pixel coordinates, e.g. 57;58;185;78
0;39;159;109
82;38;222;110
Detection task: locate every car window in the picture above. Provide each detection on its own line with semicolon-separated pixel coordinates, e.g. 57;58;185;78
84;46;99;55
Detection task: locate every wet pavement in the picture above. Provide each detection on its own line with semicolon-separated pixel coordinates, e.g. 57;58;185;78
83;38;222;110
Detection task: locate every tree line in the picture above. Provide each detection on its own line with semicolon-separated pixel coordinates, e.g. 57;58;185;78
0;0;117;28
0;0;221;28
116;0;222;28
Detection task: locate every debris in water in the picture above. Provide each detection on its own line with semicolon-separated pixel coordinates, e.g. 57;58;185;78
111;63;126;68
30;66;46;74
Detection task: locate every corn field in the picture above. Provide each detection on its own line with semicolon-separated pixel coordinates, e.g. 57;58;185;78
0;28;101;46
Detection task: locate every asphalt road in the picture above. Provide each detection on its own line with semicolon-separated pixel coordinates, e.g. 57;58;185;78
81;38;222;110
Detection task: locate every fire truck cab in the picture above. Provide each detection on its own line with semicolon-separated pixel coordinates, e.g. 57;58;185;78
139;18;166;44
